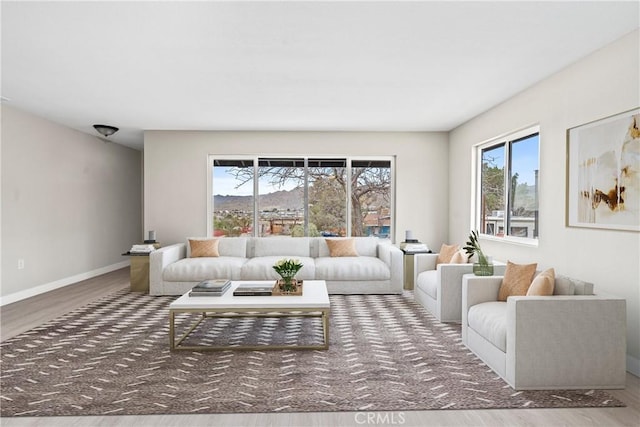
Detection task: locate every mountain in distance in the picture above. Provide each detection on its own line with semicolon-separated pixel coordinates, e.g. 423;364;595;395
214;187;304;211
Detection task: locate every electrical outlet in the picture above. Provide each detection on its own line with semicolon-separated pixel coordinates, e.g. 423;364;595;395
18;259;25;269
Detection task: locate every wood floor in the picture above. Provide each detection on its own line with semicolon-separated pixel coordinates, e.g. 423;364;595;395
1;268;638;427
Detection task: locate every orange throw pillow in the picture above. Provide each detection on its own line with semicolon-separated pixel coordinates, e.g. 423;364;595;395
189;239;220;257
326;239;358;257
527;268;556;296
436;243;459;266
498;261;537;301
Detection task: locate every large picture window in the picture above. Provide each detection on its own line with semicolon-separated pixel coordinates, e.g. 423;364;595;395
476;127;539;241
210;156;393;239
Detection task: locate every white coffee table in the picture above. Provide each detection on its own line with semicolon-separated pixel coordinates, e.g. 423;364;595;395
169;280;330;351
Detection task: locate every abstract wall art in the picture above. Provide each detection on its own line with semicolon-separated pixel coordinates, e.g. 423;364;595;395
567;108;640;231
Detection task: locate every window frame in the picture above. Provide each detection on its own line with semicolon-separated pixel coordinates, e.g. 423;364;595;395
473;126;540;246
207;154;395;241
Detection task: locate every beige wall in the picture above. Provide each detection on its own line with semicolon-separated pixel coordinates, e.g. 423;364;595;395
143;131;449;248
449;30;640;373
1;106;142;301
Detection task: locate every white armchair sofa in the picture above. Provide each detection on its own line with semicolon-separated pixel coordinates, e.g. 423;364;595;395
461;273;627;390
413;253;505;322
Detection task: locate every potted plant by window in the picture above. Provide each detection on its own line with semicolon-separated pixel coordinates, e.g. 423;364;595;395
463;230;494;276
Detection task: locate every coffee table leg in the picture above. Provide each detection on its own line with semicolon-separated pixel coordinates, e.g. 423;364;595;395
322;310;329;349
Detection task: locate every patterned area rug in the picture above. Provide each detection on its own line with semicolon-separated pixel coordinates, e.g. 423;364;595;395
0;290;624;417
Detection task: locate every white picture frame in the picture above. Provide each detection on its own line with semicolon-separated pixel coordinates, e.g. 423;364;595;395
567;108;640;231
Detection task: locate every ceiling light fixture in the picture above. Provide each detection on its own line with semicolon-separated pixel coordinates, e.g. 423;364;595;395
93;124;119;138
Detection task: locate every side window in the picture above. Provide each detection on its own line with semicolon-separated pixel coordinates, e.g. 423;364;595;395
477;129;539;241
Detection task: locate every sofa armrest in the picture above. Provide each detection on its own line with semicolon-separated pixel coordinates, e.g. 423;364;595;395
149;243;186;295
414;253;437;275
462;275;502;342
462;275;502;309
437;263;474;321
506;295;626;389
377;243;403;293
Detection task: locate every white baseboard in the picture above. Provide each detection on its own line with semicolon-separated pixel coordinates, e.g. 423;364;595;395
0;261;130;306
628;354;640;378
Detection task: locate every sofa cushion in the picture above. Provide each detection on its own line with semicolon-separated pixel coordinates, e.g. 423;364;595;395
436;244;459;266
315;256;390;281
527;268;555;296
187;237;247;258
241;256;315;280
570;278;594;295
416;270;438;299
253;238;310;257
553;275;575;295
498;261;537;301
219;237;248;258
467;301;507;352
553;274;594;295
325;238;358;257
163;257;247;281
189;238;219;257
318;237;378;258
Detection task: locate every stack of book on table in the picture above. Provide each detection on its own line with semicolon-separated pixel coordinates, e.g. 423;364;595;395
189;279;231;297
233;283;273;296
129;244;157;254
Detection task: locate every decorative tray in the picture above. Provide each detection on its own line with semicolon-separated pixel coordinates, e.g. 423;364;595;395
272;279;303;296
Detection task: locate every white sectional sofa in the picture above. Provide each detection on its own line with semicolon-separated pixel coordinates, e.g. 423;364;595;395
150;236;403;296
461;273;627;390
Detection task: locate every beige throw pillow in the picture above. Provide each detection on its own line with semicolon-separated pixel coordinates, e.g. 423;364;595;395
436;243;459;266
326;238;358;257
189;239;220;257
498;261;538;301
449;249;468;264
527;268;556;296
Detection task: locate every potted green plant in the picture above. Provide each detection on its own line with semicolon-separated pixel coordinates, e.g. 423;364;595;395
463;230;494;276
273;258;304;293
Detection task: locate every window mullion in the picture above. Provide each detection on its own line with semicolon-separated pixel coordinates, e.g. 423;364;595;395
475;150;482;232
346;158;352;237
504;141;511;237
253;157;259;237
304;158;309;236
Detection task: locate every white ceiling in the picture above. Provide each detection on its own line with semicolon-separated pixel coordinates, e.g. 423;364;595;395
2;1;639;151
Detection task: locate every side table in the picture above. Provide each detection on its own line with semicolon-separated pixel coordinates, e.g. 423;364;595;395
122;243;160;293
123;253;152;292
400;249;432;290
